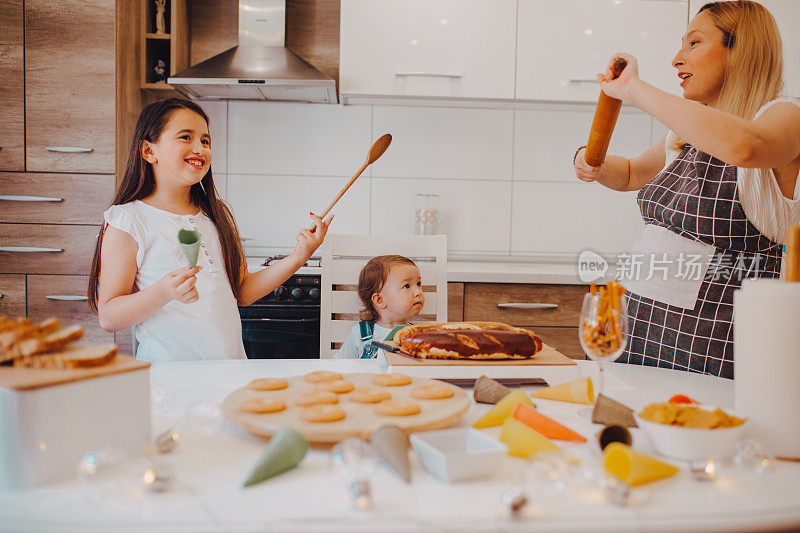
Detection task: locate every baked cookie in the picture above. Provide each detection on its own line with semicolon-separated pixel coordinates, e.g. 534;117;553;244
247;378;289;391
349;388;392;404
239;397;287;414
375;399;421;416
411;384;454;400
300;404;346;423
315;379;355;394
295;390;340;406
304;370;343;384
372;373;412;387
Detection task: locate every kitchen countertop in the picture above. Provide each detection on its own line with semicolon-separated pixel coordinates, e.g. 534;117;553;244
247;257;617;285
3;359;798;532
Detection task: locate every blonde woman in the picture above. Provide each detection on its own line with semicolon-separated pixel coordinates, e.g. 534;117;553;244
574;1;800;378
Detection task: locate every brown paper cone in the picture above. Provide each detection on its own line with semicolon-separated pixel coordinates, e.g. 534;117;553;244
597;424;632;451
592;394;638;428
371;425;411;483
474;375;512;405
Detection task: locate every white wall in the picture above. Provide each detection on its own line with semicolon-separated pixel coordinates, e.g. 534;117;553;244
211;100;665;260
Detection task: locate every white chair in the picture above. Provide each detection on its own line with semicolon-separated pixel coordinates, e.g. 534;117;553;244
319;234;448;358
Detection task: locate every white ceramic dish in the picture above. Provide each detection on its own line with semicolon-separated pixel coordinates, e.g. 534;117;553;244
410;428;506;482
634;408;748;461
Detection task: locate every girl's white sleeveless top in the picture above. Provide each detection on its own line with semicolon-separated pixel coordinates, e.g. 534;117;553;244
104;200;246;362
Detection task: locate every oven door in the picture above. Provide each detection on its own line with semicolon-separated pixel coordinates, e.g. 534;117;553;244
240;317;320;359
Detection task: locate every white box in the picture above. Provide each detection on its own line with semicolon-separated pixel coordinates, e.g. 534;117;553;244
0;364;151;489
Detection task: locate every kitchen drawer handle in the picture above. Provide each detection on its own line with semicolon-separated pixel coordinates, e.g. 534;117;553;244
0;246;64;253
568;78;599;84
497;303;558;310
46;295;88;301
395;72;463;79
45;147;94;153
0;195;64;202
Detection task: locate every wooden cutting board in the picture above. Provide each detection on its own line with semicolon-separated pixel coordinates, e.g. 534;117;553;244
221;372;470;443
0;355;150;391
374;340;576;366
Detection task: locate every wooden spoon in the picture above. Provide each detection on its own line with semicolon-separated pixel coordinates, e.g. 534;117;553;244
308;134;392;231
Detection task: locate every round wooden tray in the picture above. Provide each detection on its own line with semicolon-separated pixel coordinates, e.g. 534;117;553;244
221;372;471;443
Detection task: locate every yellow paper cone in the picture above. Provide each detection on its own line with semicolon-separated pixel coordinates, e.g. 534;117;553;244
472;390;534;428
532;377;594;405
500;418;558;458
603;442;679;486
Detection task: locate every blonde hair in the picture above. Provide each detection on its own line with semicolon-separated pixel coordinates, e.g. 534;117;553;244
357;255;416;322
673;1;784;149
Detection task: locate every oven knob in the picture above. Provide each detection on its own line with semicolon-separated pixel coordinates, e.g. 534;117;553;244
308;288;320;301
274;286;289;299
291;287;305;301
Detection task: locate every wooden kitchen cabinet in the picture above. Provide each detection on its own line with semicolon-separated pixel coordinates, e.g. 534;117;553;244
0;0;25;171
0;224;101;276
24;0;115;173
463;282;589;359
516;0;687;102
26;275;113;344
447;282;464;322
0;173;114;225
340;0;517;100
0;274;26;317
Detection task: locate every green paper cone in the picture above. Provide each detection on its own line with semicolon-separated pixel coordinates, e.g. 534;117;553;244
178;229;201;268
243;428;309;487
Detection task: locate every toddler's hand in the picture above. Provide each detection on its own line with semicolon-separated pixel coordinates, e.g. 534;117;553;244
293;212;334;263
574;147;602;182
159;266;201;304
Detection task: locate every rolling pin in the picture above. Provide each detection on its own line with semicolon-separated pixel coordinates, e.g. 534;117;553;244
787;224;800;282
584;58;628;168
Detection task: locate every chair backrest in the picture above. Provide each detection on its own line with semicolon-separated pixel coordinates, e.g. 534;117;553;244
319;234;448;358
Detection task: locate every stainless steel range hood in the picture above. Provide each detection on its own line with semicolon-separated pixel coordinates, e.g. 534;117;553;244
169;0;337;103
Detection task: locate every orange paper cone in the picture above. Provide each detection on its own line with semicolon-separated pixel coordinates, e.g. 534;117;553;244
603;442;679;487
512;403;586;442
532;378;594;405
472;390;534;428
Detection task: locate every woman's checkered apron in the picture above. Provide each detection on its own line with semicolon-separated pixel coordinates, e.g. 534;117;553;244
619;144;782;379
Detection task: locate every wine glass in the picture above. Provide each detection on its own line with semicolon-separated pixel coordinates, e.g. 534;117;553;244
578;291;629;417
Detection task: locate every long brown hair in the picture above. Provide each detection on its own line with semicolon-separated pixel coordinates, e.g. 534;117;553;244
699;1;784;120
88;98;243;312
357;255;417;322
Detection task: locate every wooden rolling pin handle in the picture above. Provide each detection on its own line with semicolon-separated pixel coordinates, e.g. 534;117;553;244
787;224;800;282
584;58;628;168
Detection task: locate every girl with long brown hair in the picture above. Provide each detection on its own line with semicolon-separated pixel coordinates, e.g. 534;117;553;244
88;98;332;361
573;1;800;378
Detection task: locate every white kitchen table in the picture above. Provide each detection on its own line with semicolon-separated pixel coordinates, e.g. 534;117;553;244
2;359;799;533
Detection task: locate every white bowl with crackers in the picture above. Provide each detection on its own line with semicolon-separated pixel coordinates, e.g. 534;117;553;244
410;427;506;483
634;403;749;461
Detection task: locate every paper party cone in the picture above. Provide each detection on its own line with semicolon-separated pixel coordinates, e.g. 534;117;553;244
603;442;679;487
592;394;638;427
243;428;309;487
597;424;632;451
532;378;594;405
473;375;512;404
473;389;534;428
371;425;411;483
500;417;558;458
178;229;202;268
512;402;586;442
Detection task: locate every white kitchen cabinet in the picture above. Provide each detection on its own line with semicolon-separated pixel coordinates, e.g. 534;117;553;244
339;0;517;100
689;0;800;98
517;0;688;102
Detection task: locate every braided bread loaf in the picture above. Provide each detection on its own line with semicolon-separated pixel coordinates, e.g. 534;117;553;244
393;322;543;360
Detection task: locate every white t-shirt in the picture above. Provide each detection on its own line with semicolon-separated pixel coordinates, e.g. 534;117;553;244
334;322;394;363
662;97;800;244
103;200;246;362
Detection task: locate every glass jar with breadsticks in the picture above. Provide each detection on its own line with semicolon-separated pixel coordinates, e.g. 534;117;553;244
578;280;629;410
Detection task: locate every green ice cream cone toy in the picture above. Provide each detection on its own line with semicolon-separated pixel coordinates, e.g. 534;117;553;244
177;229;201;268
243;428;310;487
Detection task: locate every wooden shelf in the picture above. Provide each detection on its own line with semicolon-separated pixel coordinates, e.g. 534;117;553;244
141;82;174;90
145;32;171;40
